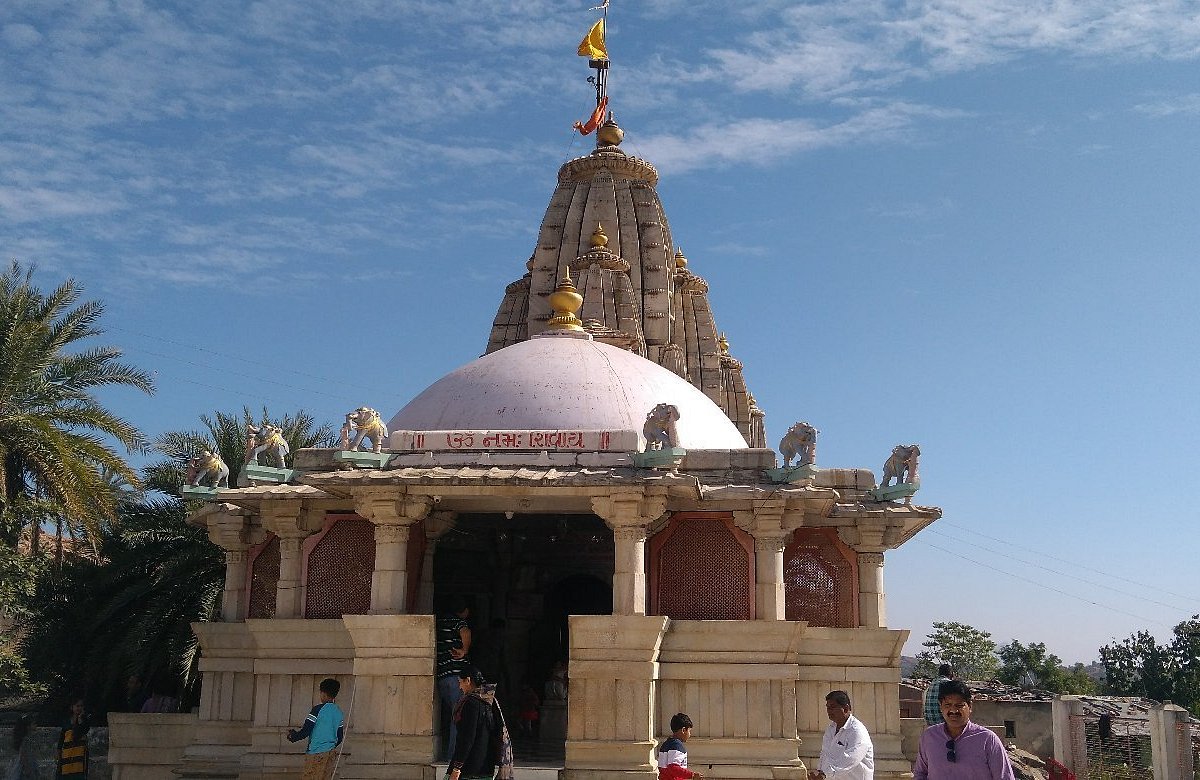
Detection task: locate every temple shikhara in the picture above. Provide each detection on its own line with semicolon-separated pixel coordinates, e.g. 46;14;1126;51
109;15;940;780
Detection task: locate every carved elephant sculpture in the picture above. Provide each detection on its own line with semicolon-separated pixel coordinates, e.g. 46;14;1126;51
247;424;290;468
642;403;681;450
779;421;818;467
880;444;920;487
344;407;388;453
189;450;229;489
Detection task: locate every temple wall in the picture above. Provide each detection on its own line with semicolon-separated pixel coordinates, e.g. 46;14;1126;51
565;616;911;780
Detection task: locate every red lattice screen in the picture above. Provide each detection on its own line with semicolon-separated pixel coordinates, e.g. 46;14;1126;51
246;535;279;619
650;513;753;620
304;516;375;619
783;529;856;627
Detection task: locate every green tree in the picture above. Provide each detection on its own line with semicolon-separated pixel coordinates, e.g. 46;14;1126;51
144;407;333;496
1100;630;1176;702
1100;617;1200;712
17;494;223;711
0;261;154;549
913;621;998;680
997;639;1096;694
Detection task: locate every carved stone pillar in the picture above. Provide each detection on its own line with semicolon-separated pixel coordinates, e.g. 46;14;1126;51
371;523;411;614
221;549;249;622
204;505;253;622
352;490;434;614
733;501;791;622
259;500;307;619
752;535;788;620
857;551;886;628
591;490;667;616
416;511;457;614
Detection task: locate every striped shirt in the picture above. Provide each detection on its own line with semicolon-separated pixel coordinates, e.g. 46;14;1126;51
436;613;470;679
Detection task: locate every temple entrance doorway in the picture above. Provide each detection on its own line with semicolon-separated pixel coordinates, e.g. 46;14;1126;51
432;512;614;763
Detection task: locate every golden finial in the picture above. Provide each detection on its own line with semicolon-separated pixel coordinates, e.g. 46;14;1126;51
590;223;609;248
674;247;688;268
719;332;730;354
547;267;585;331
597;113;624;146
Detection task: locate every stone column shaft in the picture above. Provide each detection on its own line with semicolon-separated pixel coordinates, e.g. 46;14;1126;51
276;534;304;618
753;536;788;620
222;549;249;622
612;527;648;616
857;551;885;628
371;523;410;614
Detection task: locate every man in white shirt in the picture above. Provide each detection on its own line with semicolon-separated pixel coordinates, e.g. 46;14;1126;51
808;690;874;780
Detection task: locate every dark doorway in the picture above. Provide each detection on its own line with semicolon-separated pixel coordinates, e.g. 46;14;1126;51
433;513;613;763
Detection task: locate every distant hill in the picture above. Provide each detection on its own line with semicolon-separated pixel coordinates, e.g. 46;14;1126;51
900;655;919;677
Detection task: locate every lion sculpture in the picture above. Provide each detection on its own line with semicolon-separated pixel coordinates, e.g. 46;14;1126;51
188;450;229;489
343;407;388;454
880;444;920;487
642;403;681;450
246;423;290;469
779;421;818;467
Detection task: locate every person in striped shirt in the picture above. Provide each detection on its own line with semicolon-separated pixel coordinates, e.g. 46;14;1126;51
657;713;703;780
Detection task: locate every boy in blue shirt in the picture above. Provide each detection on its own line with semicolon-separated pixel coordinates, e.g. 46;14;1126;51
287;678;346;780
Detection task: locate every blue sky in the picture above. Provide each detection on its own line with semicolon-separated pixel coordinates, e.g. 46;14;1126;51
3;0;1199;665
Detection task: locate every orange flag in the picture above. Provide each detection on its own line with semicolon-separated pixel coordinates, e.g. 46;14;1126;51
573;97;609;135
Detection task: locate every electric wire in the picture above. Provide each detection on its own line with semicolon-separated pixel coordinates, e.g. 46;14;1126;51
923;527;1196;614
911;538;1179;632
933;518;1200;605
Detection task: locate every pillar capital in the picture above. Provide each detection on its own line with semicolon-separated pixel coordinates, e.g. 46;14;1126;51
858;551;885;567
752;534;790;553
259;499;306;538
351;489;433;526
591;489;667;529
205;506;253;552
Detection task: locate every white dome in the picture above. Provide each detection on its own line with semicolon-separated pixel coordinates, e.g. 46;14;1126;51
388;334;749;450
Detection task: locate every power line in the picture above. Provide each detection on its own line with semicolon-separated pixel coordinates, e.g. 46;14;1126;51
924;527;1196;614
936;518;1200;604
911;538;1177;632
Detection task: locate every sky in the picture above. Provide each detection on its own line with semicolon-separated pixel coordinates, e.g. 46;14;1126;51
3;0;1200;666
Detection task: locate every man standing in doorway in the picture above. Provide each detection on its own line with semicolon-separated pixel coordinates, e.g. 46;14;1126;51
913;680;1014;780
924;665;955;726
436;597;472;761
808;690;873;780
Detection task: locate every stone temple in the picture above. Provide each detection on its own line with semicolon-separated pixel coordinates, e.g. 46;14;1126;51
108;111;940;780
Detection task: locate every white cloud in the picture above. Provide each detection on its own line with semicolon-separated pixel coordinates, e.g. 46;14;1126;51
637;102;965;174
1134;93;1200;116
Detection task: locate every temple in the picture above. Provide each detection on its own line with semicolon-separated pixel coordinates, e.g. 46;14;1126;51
108;32;940;780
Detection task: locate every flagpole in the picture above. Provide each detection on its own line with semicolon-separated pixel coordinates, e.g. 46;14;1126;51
586;1;609;109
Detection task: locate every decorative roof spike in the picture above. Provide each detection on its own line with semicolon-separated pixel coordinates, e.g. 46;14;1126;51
674;247;688;268
547;267;585;331
719;332;730;355
590;223;609;248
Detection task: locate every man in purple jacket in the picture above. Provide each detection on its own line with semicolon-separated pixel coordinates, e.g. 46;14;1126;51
913;680;1014;780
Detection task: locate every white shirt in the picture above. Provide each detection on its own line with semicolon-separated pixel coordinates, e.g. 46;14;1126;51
820;714;874;780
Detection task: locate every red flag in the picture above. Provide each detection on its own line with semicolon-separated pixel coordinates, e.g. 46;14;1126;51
573;97;609;135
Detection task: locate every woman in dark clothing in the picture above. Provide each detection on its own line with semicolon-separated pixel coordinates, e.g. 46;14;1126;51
446;668;514;780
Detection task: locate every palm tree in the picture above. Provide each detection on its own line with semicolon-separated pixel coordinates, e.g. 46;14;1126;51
0;261;154;549
17;493;223;711
144;407;335;495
